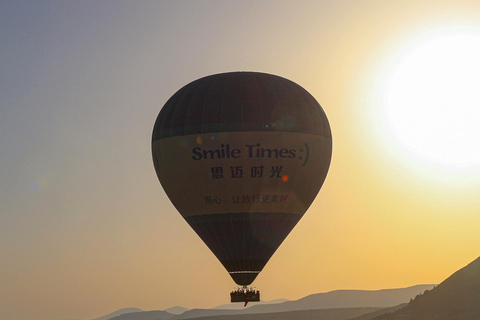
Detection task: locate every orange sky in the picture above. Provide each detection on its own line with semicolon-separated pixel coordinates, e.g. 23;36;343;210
1;1;480;320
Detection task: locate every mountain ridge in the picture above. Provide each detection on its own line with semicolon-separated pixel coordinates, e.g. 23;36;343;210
174;284;434;319
92;285;433;320
108;310;174;320
374;256;480;320
173;307;386;320
91;308;144;320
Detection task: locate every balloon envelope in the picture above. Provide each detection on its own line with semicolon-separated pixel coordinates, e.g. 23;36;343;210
152;72;332;285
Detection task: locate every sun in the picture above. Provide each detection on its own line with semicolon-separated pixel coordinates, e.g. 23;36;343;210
380;28;480;168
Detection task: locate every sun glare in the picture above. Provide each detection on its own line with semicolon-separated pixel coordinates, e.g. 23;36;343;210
380;28;480;168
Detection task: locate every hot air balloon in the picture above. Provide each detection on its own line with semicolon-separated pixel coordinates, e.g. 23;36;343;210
152;72;332;303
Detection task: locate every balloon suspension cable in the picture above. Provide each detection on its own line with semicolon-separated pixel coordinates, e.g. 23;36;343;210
230;285;260;306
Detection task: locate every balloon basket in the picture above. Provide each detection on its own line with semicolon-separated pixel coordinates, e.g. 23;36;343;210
230;286;260;306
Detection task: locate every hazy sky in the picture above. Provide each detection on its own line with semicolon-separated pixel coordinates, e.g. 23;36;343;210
2;1;480;320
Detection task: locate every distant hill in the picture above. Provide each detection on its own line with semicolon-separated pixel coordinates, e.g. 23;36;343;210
108;310;174;320
172;285;434;319
374;256;480;320
180;307;384;320
164;306;190;315
276;285;436;311
91;308;144;320
94;284;435;320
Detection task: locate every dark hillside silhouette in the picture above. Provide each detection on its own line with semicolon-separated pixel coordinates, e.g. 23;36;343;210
374;256;480;320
